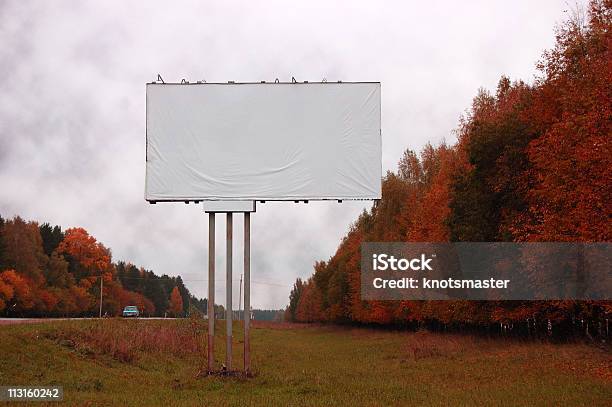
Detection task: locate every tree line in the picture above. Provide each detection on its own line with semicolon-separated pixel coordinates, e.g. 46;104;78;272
0;215;219;318
286;1;611;338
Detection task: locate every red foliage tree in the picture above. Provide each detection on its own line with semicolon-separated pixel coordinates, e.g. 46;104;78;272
34;288;59;314
512;1;612;242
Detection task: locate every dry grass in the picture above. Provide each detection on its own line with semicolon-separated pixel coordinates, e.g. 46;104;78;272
40;318;206;363
2;319;610;406
404;330;475;360
402;330;612;383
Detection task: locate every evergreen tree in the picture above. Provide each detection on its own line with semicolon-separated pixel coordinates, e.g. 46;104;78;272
287;278;305;321
39;223;64;257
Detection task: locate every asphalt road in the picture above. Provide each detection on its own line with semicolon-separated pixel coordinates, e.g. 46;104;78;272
0;317;177;325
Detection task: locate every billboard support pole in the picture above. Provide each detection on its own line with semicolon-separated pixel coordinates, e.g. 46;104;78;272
239;274;242;322
207;213;215;373
204;204;254;376
244;212;251;374
99;275;103;318
226;213;233;371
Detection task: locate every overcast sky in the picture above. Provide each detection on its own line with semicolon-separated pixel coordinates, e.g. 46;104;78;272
0;0;579;309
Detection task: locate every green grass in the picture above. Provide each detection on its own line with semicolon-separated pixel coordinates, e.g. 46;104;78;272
0;319;610;406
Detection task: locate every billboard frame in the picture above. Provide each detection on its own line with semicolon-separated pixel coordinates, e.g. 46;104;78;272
145;80;382;204
146;78;382;377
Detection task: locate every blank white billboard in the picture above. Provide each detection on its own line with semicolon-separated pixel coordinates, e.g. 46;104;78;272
145;82;381;201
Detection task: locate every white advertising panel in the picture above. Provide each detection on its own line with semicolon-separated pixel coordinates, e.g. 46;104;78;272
145;82;381;201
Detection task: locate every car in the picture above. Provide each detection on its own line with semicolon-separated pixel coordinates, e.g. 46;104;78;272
122;305;139;318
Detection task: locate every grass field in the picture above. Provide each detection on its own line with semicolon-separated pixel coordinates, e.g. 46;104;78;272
0;319;610;406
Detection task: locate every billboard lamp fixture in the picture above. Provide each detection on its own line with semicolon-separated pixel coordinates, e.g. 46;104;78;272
181;79;188;84
291;77;297;83
338;200;343;203
156;74;164;84
274;78;279;83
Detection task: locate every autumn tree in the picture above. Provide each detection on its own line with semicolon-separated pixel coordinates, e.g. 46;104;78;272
290;1;611;334
295;279;324;322
446;79;537;242
174;276;191;315
0;217;47;285
33;288;59;315
0;216;203;318
397;149;423;184
406;143;460;242
0;269;34;314
169;286;184;317
45;252;74;288
0;273;14;312
512;0;612;242
58;227;112;280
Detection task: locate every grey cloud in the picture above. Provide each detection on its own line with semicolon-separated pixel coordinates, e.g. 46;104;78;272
0;0;576;308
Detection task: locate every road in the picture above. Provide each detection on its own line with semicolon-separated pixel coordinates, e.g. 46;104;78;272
0;317;177;325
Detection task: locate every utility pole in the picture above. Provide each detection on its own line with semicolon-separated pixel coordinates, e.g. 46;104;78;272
99;275;103;318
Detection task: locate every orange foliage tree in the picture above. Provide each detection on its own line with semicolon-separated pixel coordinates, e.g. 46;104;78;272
58;228;112;277
169;286;184;317
0;269;34;314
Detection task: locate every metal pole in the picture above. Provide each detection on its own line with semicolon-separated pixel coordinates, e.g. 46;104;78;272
207;213;215;372
99;275;103;318
239;274;243;321
226;213;233;371
244;212;251;373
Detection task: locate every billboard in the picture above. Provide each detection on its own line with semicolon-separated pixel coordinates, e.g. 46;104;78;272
145;82;381;201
